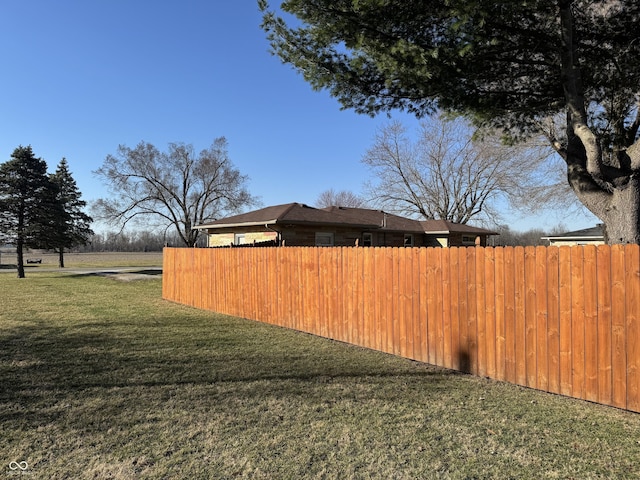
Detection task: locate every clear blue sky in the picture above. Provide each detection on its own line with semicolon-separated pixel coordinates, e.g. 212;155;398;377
0;1;596;233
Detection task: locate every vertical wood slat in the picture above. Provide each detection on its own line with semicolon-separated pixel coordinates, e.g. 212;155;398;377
434;248;444;366
503;247;516;384
466;248;478;375
484;248;497;380
427;248;442;365
162;244;640;414
410;248;422;362
625;244;640;411
535;246;548;392
546;247;561;395
476;247;487;378
559;247;573;397
571;247;586;400
583;246;599;403
524;246;537;389
447;248;460;371
458;249;470;373
494;248;506;381
514;247;526;386
596;246;613;406
611;245;627;409
441;248;453;369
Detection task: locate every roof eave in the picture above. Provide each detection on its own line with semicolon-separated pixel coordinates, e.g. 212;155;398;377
193;220;279;230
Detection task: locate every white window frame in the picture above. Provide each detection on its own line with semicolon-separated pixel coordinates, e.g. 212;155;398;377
234;233;246;245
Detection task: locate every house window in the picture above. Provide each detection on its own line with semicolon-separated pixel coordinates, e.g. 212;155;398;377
362;233;373;247
234;234;246;245
462;235;477;246
315;232;334;246
404;234;414;247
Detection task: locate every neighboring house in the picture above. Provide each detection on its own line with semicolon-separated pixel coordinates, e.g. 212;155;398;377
194;203;498;248
541;224;605;246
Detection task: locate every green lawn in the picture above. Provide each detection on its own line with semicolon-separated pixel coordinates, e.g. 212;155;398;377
1;272;639;479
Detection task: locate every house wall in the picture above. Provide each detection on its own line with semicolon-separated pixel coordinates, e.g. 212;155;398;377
447;233;487;247
205;226;490;247
280;226;431;247
548;239;605;247
208;230;277;247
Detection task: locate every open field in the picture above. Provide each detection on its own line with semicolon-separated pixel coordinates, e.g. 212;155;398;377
2;271;640;478
0;251;163;269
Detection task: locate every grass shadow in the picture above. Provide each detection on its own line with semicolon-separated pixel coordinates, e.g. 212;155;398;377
0;318;457;431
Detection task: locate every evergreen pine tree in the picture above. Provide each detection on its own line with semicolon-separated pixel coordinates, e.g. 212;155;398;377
49;158;94;268
0;146;55;278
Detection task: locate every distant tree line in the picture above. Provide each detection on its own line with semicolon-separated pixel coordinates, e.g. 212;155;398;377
75;230;193;252
491;224;567;247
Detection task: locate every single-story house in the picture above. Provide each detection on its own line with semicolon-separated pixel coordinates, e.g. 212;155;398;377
194;203;498;248
541;224;605;246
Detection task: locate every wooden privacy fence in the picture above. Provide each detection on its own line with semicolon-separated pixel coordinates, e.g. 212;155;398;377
163;245;640;413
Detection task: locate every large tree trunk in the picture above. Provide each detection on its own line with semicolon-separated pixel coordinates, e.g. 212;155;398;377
16;239;25;279
569;162;640;244
598;178;640;245
58;247;65;268
558;2;640;244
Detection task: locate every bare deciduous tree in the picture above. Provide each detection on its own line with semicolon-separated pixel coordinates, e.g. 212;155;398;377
93;138;258;247
315;188;367;208
362;116;580;224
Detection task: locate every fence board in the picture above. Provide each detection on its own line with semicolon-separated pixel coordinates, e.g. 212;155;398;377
410;248;423;362
525;246;537;389
546;247;560;394
448;248;461;371
476;248;487;377
466;248;478;375
559;247;573;397
514;247;526;386
583;246;599;402
504;247;516;384
571;247;586;400
535;246;548;392
427;248;439;365
163;244;640;414
611;245;627;409
494;248;506;381
440;248;452;368
433;248;444;365
484;248;497;379
596;246;612;406
376;249;386;352
458;249;470;373
400;248;411;359
625;245;640;411
384;248;395;355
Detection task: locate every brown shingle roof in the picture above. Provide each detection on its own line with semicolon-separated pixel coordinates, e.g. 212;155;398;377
195;202;498;235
